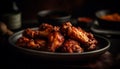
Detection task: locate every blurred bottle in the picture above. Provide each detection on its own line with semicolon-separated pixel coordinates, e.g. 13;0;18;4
1;1;22;32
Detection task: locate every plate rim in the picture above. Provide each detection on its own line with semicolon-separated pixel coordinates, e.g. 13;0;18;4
90;20;120;35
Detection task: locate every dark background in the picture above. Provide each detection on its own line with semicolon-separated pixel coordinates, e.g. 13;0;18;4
0;0;120;69
0;0;119;20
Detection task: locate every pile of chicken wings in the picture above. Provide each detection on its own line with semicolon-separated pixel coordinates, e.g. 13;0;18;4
16;22;98;53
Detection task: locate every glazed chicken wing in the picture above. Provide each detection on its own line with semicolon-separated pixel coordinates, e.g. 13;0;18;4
27;39;40;49
22;24;54;38
22;23;54;38
61;22;72;36
62;22;97;51
16;36;30;47
47;31;64;52
38;23;54;37
62;22;89;44
53;26;60;31
22;28;37;38
61;39;83;53
67;26;89;44
34;39;46;47
16;36;40;49
27;39;46;50
34;39;47;50
85;32;98;51
16;35;47;50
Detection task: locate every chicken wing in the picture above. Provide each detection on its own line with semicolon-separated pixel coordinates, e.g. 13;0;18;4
34;39;47;51
61;22;97;51
85;32;98;51
61;22;72;36
16;35;47;50
16;36;40;49
60;39;83;53
47;31;64;52
38;23;54;37
22;23;54;38
22;28;37;38
67;26;89;44
27;39;40;49
16;36;30;47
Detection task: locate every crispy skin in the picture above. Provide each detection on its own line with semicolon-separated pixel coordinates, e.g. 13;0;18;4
22;28;37;38
39;23;53;31
22;23;54;38
61;39;83;53
67;26;89;44
26;39;47;50
38;23;54;37
16;36;30;47
16;36;39;49
47;31;64;52
61;22;72;30
62;22;98;51
16;36;47;50
34;39;47;51
27;39;40;49
53;26;60;31
61;22;72;36
34;39;46;47
68;27;97;51
61;22;89;44
62;22;89;44
86;33;98;51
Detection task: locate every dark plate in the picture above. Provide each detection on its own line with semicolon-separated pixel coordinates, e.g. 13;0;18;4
91;20;120;35
8;28;110;61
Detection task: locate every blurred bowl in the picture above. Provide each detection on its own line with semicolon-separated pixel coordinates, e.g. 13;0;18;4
77;17;93;31
95;9;120;30
37;10;71;26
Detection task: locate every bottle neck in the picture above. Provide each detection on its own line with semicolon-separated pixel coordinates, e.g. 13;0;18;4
7;1;19;13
